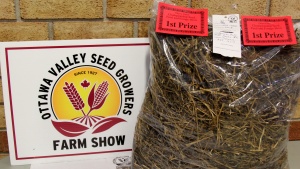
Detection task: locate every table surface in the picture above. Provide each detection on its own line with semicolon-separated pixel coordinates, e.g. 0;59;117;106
1;141;300;169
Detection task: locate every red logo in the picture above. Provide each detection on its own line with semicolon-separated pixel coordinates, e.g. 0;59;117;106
51;66;126;137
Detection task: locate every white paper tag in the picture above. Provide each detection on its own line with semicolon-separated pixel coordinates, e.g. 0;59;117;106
213;14;241;58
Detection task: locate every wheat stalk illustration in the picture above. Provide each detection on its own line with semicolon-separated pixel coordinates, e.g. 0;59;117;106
87;81;109;115
93;81;109;108
63;82;85;116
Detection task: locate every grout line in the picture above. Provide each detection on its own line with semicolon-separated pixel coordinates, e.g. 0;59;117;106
103;0;108;21
48;22;54;40
0;20;17;22
1;18;150;23
14;18;149;22
28;18;103;22
266;0;271;16
14;0;22;21
188;0;192;8
108;18;150;22
21;18;105;22
133;21;138;38
0;153;9;158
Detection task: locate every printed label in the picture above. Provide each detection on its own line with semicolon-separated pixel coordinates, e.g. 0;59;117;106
213;14;241;58
155;2;208;36
241;16;297;46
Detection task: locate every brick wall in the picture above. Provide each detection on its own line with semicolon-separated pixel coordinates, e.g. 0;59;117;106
0;0;300;159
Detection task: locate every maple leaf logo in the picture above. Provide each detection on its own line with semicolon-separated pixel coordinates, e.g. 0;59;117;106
81;80;90;89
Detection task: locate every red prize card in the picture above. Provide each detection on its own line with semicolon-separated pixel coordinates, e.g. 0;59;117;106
241;16;297;46
155;2;208;36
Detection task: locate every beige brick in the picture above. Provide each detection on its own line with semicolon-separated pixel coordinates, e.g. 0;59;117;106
107;0;188;18
0;105;5;128
138;22;149;37
107;0;152;18
173;0;189;7
0;0;15;19
0;22;48;42
192;0;268;16
270;0;300;19
20;0;102;19
54;22;133;40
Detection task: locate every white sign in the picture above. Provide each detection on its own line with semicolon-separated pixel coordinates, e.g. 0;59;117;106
213;14;242;58
0;38;150;166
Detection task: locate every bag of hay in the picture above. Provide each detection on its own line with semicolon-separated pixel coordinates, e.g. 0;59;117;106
133;1;300;168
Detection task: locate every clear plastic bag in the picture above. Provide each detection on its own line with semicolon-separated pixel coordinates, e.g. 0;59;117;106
133;1;300;168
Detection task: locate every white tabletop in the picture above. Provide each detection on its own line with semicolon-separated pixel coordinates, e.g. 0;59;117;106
1;141;300;169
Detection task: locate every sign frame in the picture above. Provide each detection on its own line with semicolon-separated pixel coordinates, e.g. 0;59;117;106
0;38;150;166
